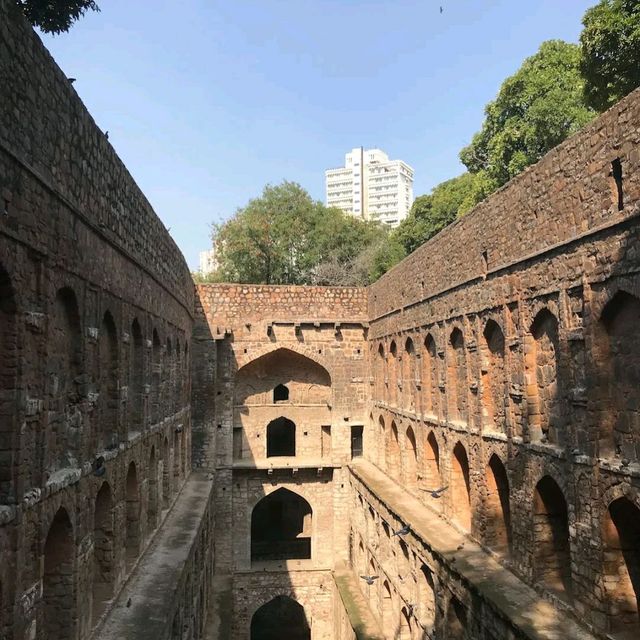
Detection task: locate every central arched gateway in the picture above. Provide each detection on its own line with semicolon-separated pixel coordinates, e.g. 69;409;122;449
250;596;310;640
251;488;312;562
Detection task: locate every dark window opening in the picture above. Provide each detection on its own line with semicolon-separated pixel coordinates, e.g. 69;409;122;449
351;425;364;459
321;425;332;458
250;596;310;640
273;384;289;403
232;427;243;459
611;158;624;211
266;417;295;457
251;488;312;562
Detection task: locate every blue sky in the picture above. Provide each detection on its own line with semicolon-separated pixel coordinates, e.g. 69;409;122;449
43;0;594;270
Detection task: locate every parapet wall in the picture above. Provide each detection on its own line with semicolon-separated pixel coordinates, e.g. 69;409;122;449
362;87;640;638
369;87;640;321
0;2;197;639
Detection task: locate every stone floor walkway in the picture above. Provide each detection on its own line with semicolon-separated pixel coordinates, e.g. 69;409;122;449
350;460;598;640
97;473;213;640
334;564;386;640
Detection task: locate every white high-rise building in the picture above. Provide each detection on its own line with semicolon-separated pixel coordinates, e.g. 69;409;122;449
325;147;414;227
199;248;217;275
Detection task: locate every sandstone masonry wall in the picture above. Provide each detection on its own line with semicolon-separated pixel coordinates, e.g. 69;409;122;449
0;3;203;639
362;88;640;638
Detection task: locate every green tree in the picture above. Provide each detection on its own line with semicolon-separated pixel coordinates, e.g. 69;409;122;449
460;40;596;187
213;181;389;285
580;0;640;112
18;0;99;34
394;173;479;255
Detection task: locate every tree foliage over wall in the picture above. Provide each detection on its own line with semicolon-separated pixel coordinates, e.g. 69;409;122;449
18;0;99;33
580;0;640;111
460;40;596;188
212;181;394;286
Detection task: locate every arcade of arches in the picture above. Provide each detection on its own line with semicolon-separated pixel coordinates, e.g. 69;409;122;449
2;4;640;640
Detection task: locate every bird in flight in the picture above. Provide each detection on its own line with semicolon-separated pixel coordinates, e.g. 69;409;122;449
420;486;448;498
440;5;443;13
360;575;379;585
392;524;410;536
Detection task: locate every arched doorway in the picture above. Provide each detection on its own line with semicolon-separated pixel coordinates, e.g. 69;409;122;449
43;507;75;640
451;442;471;531
92;482;114;624
603;497;640;634
526;309;562;444
533;476;571;600
125;461;140;568
404;426;418;490
250;596;310;640
147;446;158;534
446;597;466;640
251;489;312;562
484;454;511;556
266;417;296;457
596;292;640;460
482;320;506;432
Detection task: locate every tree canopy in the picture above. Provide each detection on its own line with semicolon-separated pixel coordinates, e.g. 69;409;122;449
460;40;596;188
580;0;640;112
18;0;99;34
212;181;391;286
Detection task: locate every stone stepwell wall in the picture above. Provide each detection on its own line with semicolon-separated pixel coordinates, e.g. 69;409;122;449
369;87;640;320
0;3;201;640
0;0;193;312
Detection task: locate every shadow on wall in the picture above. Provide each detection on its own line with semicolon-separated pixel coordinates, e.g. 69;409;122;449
365;221;640;638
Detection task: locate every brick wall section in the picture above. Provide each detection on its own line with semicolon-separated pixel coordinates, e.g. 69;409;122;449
369;87;640;321
0;2;199;639
196;284;368;329
364;87;640;638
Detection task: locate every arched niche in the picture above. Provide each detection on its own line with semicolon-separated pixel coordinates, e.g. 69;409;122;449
235;348;331;406
266;417;296;457
250;596;310;640
251;488;312;562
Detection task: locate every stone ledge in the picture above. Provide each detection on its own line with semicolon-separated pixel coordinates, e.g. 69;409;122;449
334;566;385;640
96;472;213;640
349;460;598;640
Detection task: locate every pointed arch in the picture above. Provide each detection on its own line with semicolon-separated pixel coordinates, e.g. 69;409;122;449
595;291;640;459
446;597;466;640
129;318;144;434
451;442;471;531
386;420;401;479
403;337;416;412
419;564;436;631
482;319;506;432
99;310;119;450
151;329;162;424
404;426;418;490
43;507;75;640
448;328;466;423
484;454;511;556
250;596;310;640
389;340;398;406
603;496;640;633
424;431;442;508
125;461;140;567
533;475;571;600
251;488;312;562
48;287;82;472
162;436;170;508
147;445;158;534
423;333;437;416
92;482;114;624
266;417;296;457
526;309;562;443
0;263;17;502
